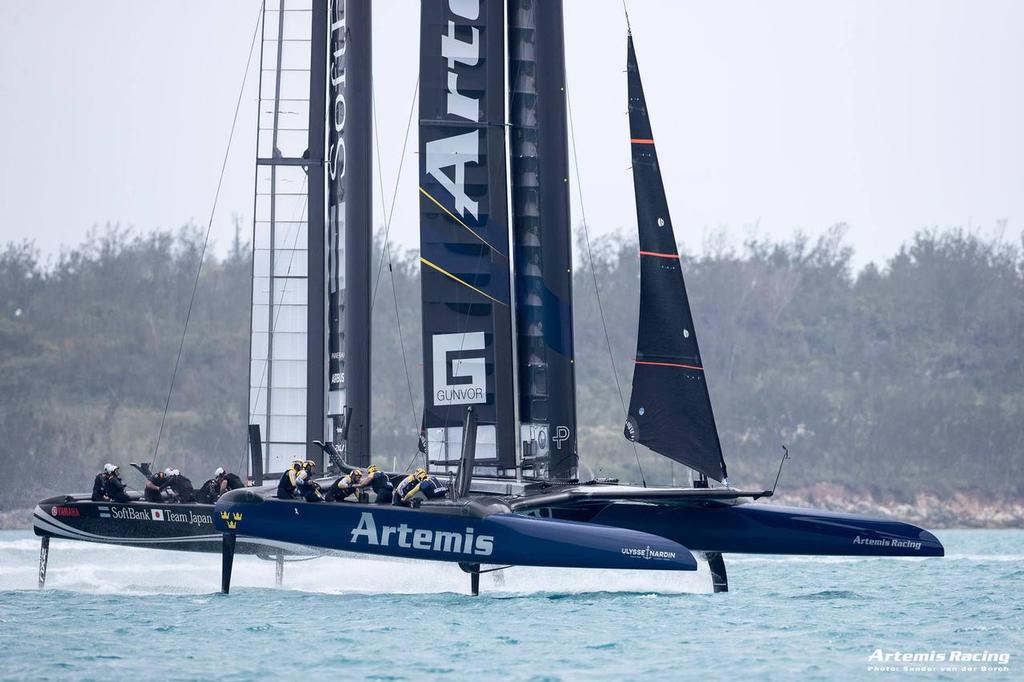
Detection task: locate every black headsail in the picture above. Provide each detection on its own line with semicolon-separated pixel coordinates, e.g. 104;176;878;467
418;0;516;472
326;0;372;467
622;31;728;483
508;0;578;480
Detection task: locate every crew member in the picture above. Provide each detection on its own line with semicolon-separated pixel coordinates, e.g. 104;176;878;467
165;469;195;503
355;465;393;504
144;468;171;503
296;460;323;502
277;460;304;499
324;469;363;502
394;468;426;505
92;463;117;501
215;467;245;495
102;464;131;503
395;468;448;506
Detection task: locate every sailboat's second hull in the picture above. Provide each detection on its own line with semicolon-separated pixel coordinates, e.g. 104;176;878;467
585;501;945;557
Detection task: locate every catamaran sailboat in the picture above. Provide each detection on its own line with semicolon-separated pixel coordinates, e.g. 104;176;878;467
213;0;943;595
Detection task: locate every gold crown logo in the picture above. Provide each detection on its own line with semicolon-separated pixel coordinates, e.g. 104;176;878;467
220;511;229;520
226;520;237;529
232;512;243;521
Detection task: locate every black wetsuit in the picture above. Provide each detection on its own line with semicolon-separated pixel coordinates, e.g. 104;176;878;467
144;474;168;503
103;474;131;503
91;473;108;502
166;474;195;503
365;472;393;504
195;478;220;504
221;472;245;491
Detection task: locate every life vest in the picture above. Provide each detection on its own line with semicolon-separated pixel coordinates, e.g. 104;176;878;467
277;468;299;499
395;474;418;499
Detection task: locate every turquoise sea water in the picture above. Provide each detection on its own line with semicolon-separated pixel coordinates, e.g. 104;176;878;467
0;529;1020;680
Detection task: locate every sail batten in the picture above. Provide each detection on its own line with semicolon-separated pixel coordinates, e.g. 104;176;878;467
623;34;728;483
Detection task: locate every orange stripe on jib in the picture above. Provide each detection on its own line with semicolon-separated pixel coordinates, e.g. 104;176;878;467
639;250;679;259
635;360;704;371
631;138;655;144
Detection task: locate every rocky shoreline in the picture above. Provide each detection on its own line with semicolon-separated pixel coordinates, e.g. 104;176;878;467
4;488;1021;531
769;485;1024;529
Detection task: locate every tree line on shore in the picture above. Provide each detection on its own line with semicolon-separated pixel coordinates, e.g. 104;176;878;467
0;223;1020;511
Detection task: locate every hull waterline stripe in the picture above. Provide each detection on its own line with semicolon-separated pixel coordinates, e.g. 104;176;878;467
635;359;704;371
631;138;655;144
418;187;506;258
639;250;680;259
420;257;507;307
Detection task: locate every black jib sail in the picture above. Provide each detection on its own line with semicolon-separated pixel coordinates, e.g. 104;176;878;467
326;0;372;466
418;0;516;471
622;32;728;482
508;0;578;480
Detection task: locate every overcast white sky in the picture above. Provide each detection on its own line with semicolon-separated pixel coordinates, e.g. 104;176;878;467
2;0;1022;269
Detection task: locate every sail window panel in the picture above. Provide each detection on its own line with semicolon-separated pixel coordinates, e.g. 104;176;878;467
252;221;308;250
272;278;307;305
266;442;306;474
266;69;311;103
270;304;306;334
255;118;310;159
260;38;317;73
255;193;308;223
252;276;272;301
270;387;307;416
249;389;268;420
274;129;313;160
269;415;306;441
252;250;271;280
250;331;269;360
263;0;313;12
253;222;272;250
273;222;308;250
254;163;307;193
270;331;307;360
272;249;308;278
267;359;306;388
258;100;311;136
249;359;269;390
251;303;271;333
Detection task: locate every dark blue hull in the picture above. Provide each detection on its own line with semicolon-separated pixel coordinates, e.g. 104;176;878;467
213;492;698;571
587;502;944;557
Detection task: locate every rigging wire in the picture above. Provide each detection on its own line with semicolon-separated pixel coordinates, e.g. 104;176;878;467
153;3;263;466
370;80;422;465
565;83;647;488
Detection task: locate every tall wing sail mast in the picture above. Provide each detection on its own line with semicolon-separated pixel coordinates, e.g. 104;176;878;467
508;0;578;480
622;29;729;483
326;0;372;466
249;0;330;473
418;0;517;474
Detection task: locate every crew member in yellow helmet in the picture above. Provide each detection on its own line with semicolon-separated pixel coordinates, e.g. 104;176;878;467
354;464;393;504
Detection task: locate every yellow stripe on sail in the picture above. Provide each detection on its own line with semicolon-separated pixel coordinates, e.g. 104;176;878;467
420;257;507;307
418;187;506;258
